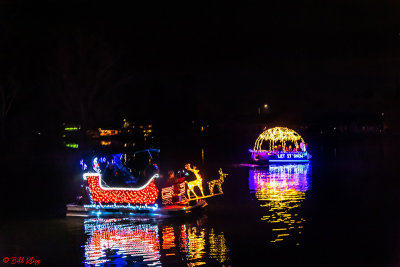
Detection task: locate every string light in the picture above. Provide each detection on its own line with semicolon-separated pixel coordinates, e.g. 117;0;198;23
207;168;228;195
269;159;309;163
84;203;158;211
84;173;159;204
100;141;111;146
98;128;120;136
254;127;305;151
185;164;205;199
64;126;80;131
83;173;159;191
80;159;88;171
161;186;174;205
162;182;187;205
65;143;79;148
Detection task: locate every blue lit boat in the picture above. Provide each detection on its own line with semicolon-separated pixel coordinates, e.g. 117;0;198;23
249;127;312;164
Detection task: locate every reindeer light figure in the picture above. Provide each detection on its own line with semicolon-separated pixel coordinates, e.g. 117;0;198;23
208;168;228;195
185;164;205;199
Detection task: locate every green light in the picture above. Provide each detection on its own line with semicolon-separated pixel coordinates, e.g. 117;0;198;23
64;127;80;131
65;143;79;148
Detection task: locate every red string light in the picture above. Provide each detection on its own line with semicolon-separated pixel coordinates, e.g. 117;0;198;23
86;175;159;204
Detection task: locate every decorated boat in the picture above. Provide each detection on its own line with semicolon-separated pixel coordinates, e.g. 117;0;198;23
249;127;312;164
66;149;228;217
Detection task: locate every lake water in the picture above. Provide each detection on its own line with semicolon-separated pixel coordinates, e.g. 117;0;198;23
1;136;400;266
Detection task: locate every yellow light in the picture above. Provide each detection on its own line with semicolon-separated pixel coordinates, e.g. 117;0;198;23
123;120;130;128
98;128;120;136
101;141;111;146
254;127;305;151
64;127;80;131
252;166;309;244
208;169;228;195
187;227;206;261
185;164;205;199
185;164;228;200
184;225;230;263
208;228;230;263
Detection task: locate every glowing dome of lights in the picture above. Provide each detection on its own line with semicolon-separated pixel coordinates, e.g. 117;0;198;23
254;127;305;151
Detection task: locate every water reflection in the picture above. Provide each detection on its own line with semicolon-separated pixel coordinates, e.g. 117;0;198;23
249;164;311;244
84;218;161;266
83;217;230;266
165;224;229;266
208;228;230;264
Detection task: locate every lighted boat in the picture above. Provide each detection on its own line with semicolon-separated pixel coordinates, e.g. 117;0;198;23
249;127;311;164
67;150;227;217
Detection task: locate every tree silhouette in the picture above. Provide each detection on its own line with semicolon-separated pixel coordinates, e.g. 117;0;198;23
0;76;18;141
47;31;131;129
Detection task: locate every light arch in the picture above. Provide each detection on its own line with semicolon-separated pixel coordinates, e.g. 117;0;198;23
254;127;305;151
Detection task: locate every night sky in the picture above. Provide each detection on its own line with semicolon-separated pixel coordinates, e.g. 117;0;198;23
1;0;400;132
2;3;400;265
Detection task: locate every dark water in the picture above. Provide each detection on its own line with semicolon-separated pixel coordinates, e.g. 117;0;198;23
1;136;400;266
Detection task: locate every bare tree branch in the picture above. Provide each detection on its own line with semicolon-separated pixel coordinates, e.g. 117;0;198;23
47;31;132;129
0;78;18;141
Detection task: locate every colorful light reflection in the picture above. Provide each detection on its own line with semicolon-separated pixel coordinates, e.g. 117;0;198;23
84;218;161;266
168;224;230;265
83;218;231;266
249;163;311;244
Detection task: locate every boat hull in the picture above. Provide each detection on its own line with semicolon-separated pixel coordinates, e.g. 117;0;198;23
250;150;311;165
66;201;207;218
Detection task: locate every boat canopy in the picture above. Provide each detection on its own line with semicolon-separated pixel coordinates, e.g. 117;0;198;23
254;127;305;151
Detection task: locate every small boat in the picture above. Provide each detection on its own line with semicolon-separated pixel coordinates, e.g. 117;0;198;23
249;127;312;164
67;150;227;217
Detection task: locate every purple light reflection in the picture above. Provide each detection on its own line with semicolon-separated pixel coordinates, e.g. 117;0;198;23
249;163;311;244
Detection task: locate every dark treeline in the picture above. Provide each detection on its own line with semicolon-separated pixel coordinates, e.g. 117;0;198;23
0;0;400;157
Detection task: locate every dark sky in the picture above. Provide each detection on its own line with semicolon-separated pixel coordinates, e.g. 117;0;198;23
1;0;400;128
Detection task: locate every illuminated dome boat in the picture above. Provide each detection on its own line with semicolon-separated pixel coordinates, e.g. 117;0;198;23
249;127;311;164
66;150;227;217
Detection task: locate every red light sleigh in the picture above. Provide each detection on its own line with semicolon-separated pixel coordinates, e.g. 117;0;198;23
66;164;227;217
85;173;159;205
